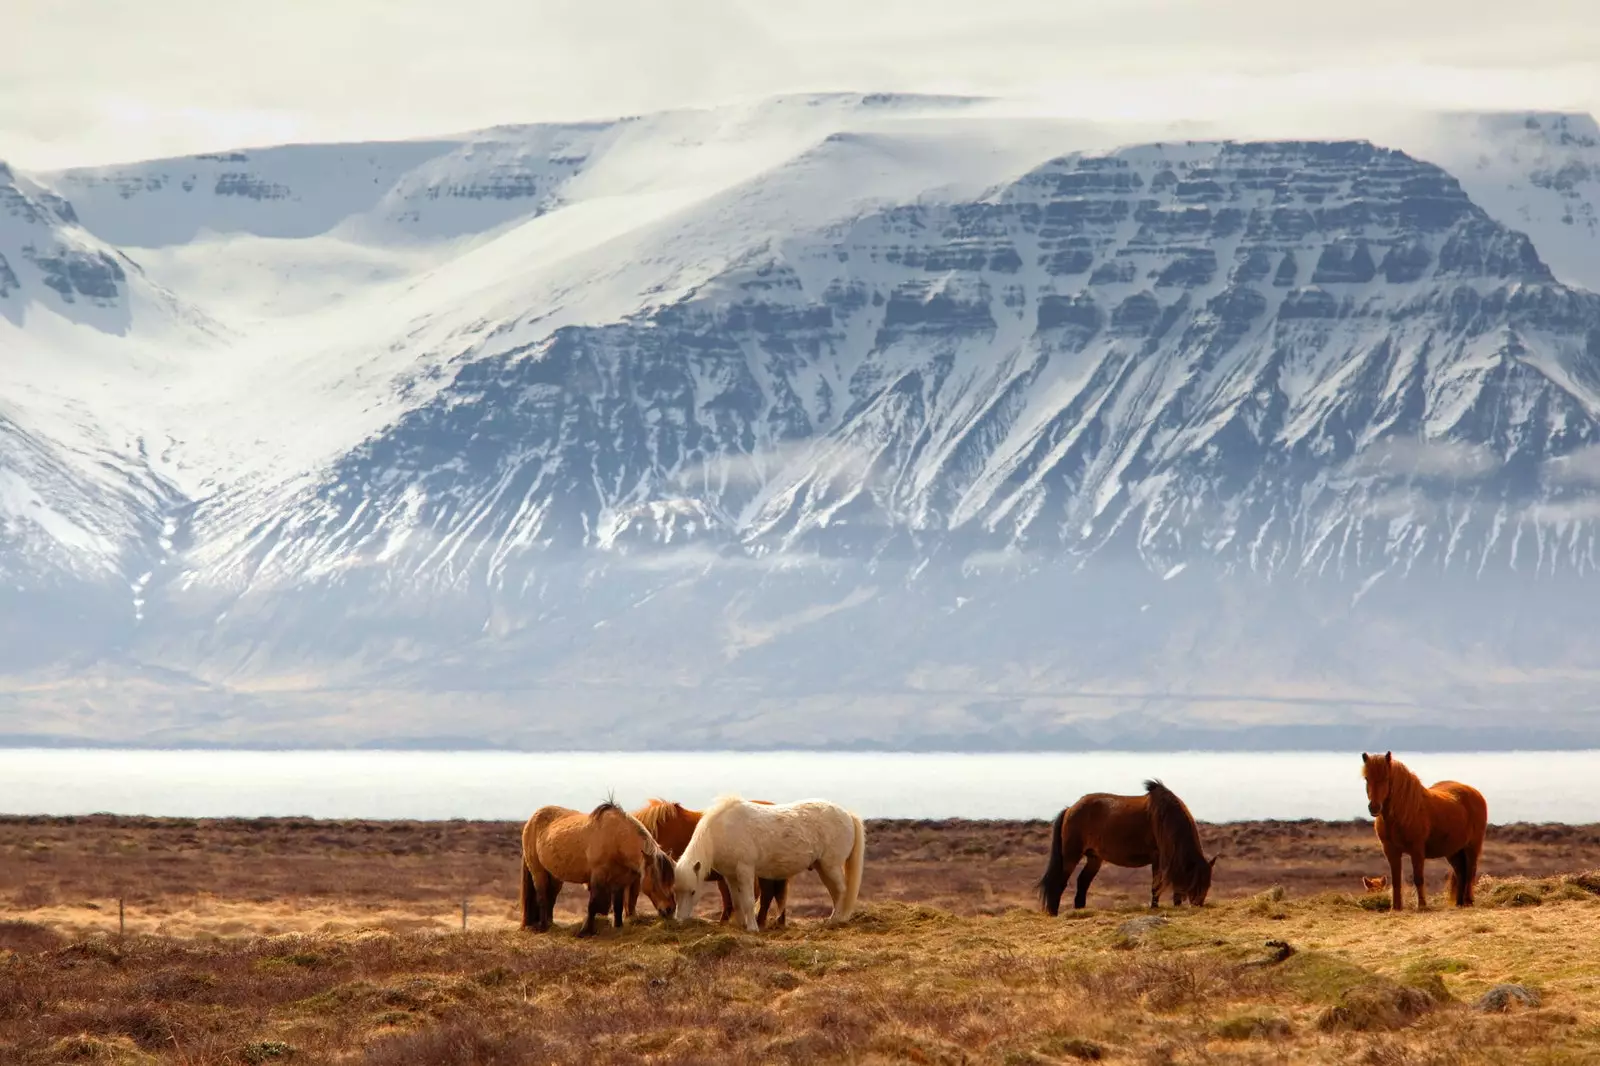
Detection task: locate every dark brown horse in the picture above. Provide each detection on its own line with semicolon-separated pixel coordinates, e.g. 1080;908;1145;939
1037;780;1219;914
1361;751;1487;911
631;799;788;928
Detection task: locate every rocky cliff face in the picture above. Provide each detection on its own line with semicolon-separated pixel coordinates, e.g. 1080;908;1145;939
4;101;1600;748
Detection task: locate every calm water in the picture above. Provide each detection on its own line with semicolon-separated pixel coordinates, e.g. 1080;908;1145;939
1;749;1597;823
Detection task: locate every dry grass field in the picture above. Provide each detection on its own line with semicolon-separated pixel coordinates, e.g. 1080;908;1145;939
2;815;1600;1064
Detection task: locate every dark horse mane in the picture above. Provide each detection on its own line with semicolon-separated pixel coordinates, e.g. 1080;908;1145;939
1143;779;1210;900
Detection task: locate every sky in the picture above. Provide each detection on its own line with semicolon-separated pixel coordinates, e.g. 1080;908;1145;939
3;0;1598;169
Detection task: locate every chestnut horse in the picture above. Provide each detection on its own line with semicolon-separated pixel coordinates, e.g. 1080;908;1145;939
632;799;788;928
1038;780;1219;914
520;801;676;936
1360;751;1487;911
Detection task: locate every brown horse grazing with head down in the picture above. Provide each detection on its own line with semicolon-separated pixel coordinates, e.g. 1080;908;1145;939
520;801;677;936
1037;780;1219;915
1361;751;1487;911
631;799;788;928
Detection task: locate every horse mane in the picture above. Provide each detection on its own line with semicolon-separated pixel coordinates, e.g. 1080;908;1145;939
678;795;745;874
1366;754;1429;829
633;798;681;838
1143;780;1210;899
588;794;623;822
702;794;746;818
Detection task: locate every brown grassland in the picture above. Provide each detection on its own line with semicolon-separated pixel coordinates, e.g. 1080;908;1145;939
2;815;1600;1064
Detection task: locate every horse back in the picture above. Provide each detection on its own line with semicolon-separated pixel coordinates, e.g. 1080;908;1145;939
1064;793;1159;867
531;806;598;883
1423;780;1488;854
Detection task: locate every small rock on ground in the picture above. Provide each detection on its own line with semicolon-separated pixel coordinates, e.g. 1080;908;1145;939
1476;984;1541;1012
1115;916;1170;944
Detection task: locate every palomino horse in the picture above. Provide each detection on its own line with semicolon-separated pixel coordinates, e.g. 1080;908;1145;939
1361;751;1488;911
675;796;865;932
631;799;788;927
1038;780;1219;914
520;801;677;936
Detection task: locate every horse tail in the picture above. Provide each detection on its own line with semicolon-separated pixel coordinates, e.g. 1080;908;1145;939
520;859;539;928
1037;808;1068;912
839;813;866;919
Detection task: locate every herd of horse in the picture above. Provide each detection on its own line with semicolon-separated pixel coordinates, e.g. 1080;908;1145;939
518;752;1489;936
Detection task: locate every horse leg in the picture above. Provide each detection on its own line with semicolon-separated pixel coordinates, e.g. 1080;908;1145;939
817;861;851;925
1411;851;1428;911
1447;852;1469;908
1386;846;1405;912
766;879;789;928
1464;841;1483;905
520;862;541;931
1073;854;1102;910
713;873;736;924
731;865;759;932
1149;857;1165;910
612;884;626;929
579;882;607;938
624;880;639;919
756;879;778;929
541;878;562;931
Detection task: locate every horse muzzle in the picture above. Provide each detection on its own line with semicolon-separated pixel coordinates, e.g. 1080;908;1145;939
1368;802;1381;817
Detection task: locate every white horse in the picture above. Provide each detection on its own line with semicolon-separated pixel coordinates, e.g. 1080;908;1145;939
674;796;865;931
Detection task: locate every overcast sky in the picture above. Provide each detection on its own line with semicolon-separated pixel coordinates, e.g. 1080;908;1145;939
4;0;1597;169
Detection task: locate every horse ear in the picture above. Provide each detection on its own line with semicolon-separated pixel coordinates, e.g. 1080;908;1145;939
692;860;701;875
1360;751;1368;763
1384;751;1392;765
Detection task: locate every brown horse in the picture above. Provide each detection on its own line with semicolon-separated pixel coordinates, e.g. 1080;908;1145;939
632;799;788;927
1037;780;1219;914
520;801;677;936
1360;751;1487;911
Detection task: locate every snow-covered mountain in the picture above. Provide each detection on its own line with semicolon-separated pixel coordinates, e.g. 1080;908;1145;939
4;96;1600;750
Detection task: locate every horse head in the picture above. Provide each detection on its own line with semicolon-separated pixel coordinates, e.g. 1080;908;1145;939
673;857;706;919
641;850;677;919
1189;852;1221;904
1361;751;1393;817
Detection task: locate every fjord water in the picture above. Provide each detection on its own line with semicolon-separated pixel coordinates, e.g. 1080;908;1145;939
1;749;1597;823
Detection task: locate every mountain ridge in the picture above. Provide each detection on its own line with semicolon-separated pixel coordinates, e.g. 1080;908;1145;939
3;99;1600;748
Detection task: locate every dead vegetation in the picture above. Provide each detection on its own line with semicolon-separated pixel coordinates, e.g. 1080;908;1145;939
2;817;1599;1063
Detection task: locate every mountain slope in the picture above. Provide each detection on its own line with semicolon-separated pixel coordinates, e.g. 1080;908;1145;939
3;102;1600;748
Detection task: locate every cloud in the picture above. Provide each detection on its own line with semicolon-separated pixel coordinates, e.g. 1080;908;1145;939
1524;499;1600;525
1347;438;1500;481
1542;445;1600;487
1362;488;1438;522
1;0;1596;168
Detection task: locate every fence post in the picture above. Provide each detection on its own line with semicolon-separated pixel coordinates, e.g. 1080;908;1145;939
118;898;125;940
461;898;468;932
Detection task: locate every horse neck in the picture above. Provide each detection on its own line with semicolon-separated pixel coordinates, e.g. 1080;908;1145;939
678;818;714;881
1385;761;1427;828
1146;792;1207;889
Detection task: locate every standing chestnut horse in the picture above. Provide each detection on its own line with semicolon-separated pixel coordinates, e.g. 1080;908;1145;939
1038;780;1219;914
520;801;677;936
1360;751;1487;911
632;799;788;928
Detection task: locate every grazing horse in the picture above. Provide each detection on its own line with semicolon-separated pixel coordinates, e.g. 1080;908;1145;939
631;799;788;927
520;801;677;936
1361;751;1487;911
675;796;865;931
1037;780;1219;914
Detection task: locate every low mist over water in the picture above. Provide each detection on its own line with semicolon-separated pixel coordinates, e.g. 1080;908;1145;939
3;749;1597;823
